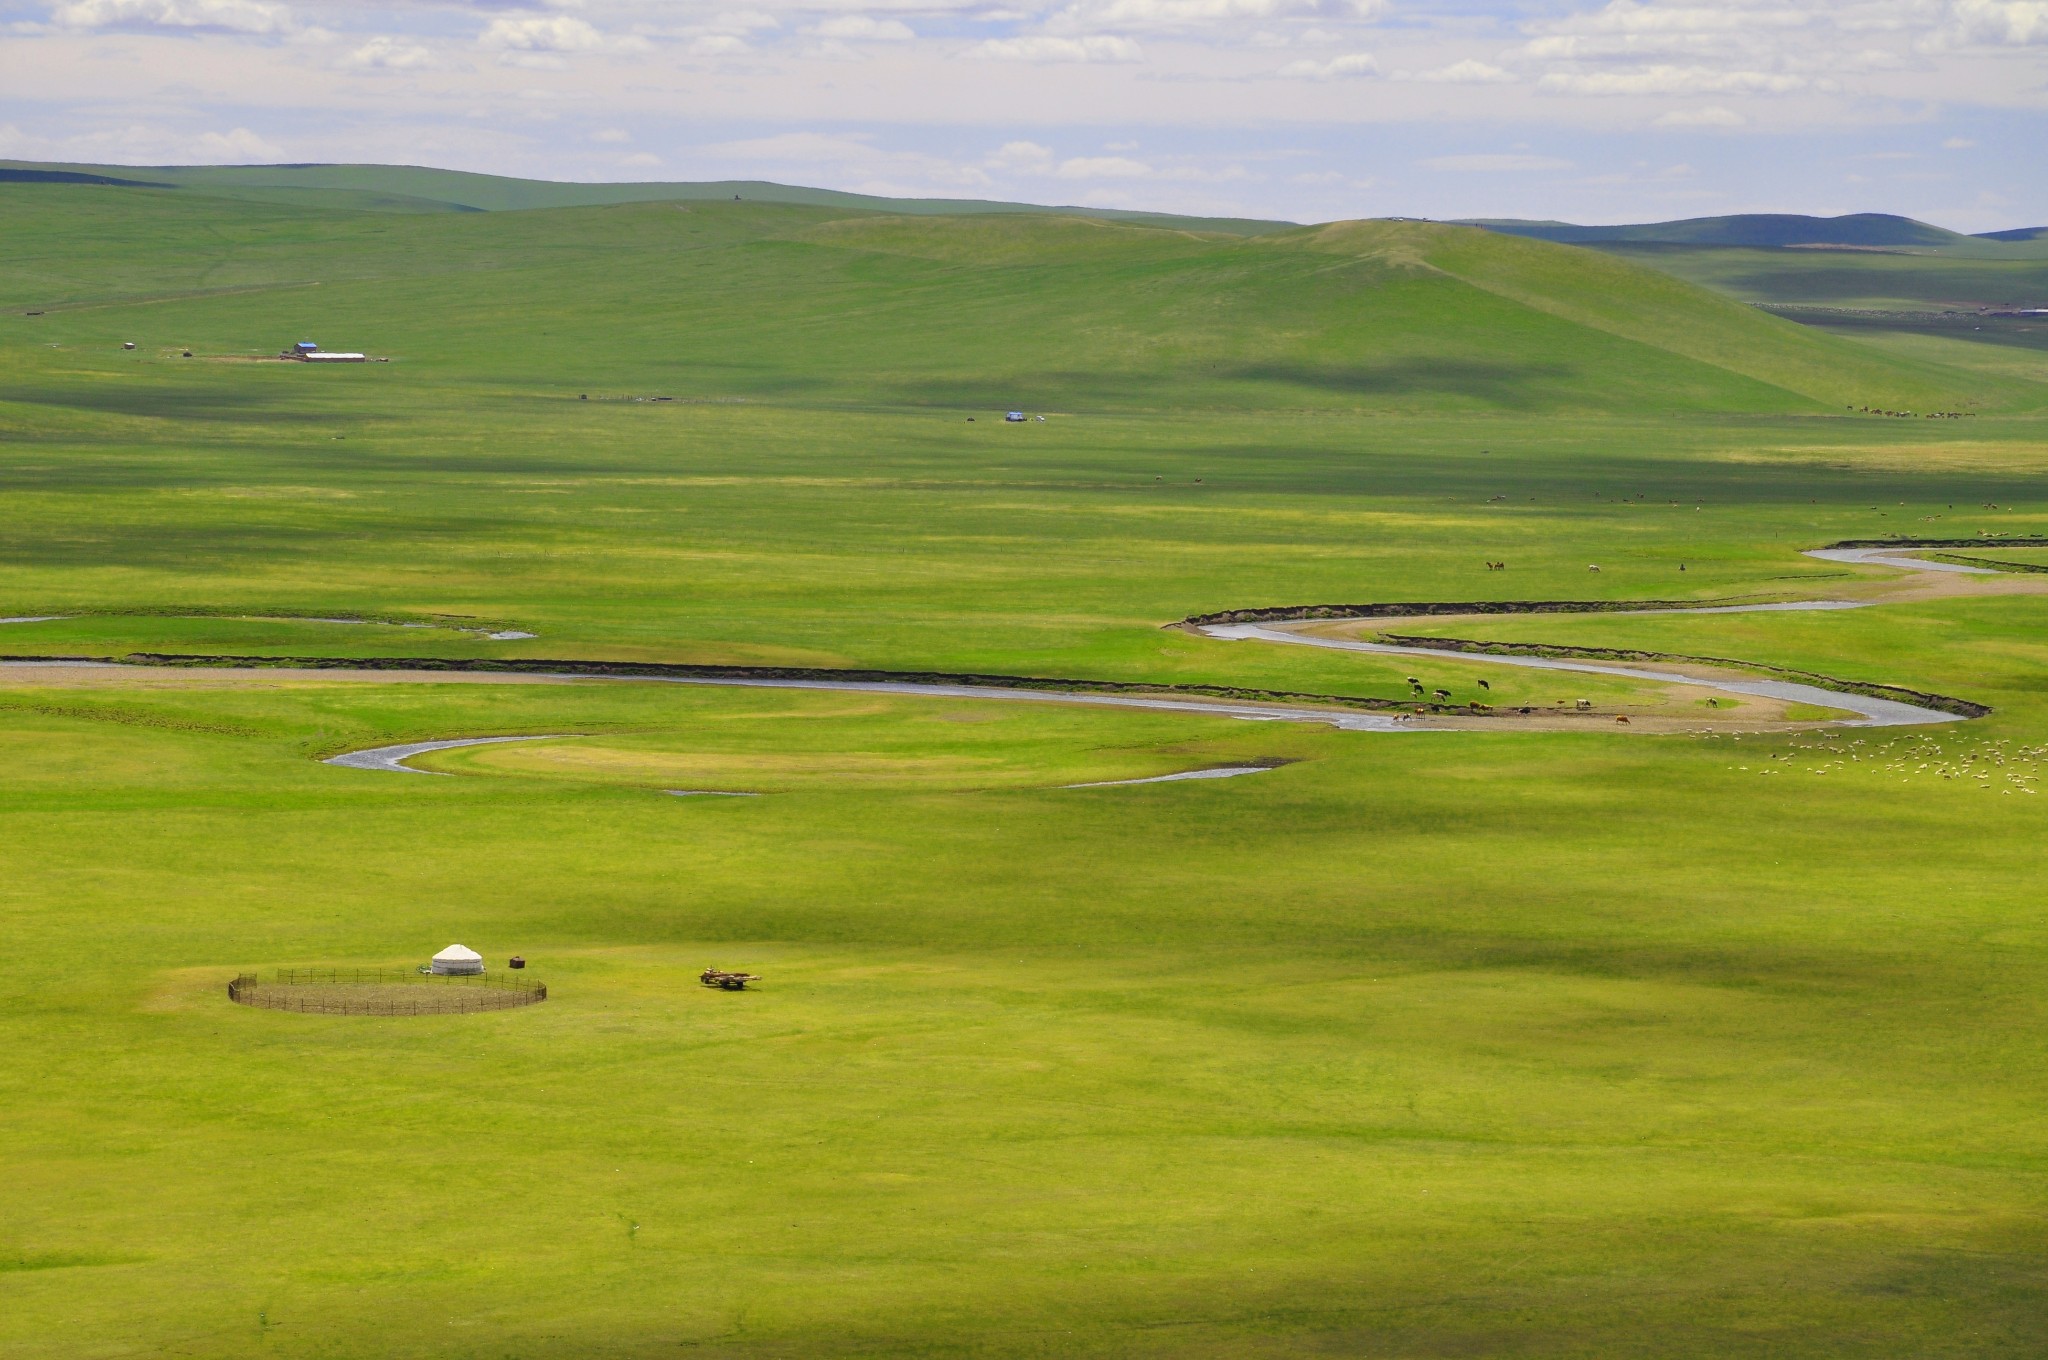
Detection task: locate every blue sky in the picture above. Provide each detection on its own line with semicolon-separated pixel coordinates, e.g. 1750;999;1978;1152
2;0;2045;229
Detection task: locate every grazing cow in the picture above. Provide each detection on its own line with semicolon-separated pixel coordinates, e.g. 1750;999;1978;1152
1477;679;1490;690
1616;716;1630;724
1588;564;1601;572
1433;689;1451;702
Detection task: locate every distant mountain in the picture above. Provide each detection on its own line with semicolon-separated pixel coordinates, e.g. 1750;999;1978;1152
1457;213;1970;250
0;158;1294;237
1976;226;2048;243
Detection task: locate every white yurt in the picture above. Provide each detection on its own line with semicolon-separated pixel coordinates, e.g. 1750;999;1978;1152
431;943;485;976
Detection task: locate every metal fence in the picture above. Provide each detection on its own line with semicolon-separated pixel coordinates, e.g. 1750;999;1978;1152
227;968;546;1016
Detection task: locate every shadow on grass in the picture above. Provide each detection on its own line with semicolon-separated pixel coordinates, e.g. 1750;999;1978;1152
1223;358;1576;409
887;357;1582;413
0;381;346;425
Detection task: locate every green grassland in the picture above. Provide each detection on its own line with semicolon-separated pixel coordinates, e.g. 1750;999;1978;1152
5;177;2048;1358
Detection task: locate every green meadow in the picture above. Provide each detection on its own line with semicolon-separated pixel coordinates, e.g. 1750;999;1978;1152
4;179;2048;1358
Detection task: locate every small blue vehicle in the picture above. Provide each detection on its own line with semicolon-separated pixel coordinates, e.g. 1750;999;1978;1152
1005;411;1026;422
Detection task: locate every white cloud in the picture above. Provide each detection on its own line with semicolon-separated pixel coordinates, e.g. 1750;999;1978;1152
1288;169;1373;188
988;139;1056;168
1524;1;1811;49
1654;104;1746;126
193;126;283;160
700;131;880;162
1936;0;2048;46
696;10;778;34
1422;153;1573;171
51;0;290;34
1943;135;1978;147
1406;59;1513;83
1066;0;1382;28
342;35;434;70
1539;64;1804;95
618;152;661;168
1512;0;1918;109
687;33;750;55
481;14;603;52
694;130;990;189
1038;154;1249;182
0;119;283;163
1836;46;1907;70
806;14;915;41
591;127;631;143
1056;154;1151;178
964;34;1141;61
1276;51;1377;78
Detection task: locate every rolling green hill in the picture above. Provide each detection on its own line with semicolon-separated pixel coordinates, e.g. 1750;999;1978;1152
0;157;1293;234
6;184;2030;417
1456;212;2048;380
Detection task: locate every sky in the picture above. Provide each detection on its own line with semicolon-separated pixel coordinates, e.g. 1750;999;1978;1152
2;0;2045;229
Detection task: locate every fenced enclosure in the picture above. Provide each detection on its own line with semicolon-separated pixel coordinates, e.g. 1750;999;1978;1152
227;968;546;1016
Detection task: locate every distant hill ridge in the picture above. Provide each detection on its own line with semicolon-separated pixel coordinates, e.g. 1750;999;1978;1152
0;158;1294;237
8;161;2039;252
1459;212;2044;251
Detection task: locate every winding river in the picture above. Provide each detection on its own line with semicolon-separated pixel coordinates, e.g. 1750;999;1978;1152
1191;621;1953;727
266;545;2029;772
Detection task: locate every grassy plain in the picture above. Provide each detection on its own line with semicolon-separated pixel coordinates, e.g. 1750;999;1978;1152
4;179;2048;1358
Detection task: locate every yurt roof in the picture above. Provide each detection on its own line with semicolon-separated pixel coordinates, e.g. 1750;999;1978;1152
433;944;483;962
